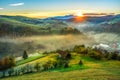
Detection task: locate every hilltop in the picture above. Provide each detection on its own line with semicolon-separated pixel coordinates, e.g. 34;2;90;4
0;45;120;80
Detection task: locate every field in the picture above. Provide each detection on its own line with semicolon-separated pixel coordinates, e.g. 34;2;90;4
1;53;120;80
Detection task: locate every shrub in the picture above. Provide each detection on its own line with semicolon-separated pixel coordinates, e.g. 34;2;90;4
66;53;71;60
108;53;118;60
88;51;102;60
25;64;33;73
64;61;69;68
34;63;40;72
20;66;26;74
8;68;14;76
73;45;87;55
117;54;120;61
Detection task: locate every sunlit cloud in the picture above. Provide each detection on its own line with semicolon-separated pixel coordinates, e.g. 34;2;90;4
9;3;24;6
83;13;115;16
0;8;4;10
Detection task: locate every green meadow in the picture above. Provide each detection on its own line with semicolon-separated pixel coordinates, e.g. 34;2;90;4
1;53;120;80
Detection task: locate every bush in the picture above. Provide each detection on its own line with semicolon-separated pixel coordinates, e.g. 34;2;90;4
8;68;14;76
57;59;69;68
34;63;40;72
64;62;69;68
108;53;118;60
117;55;120;61
25;64;33;73
20;66;26;74
73;45;88;55
66;53;71;60
88;51;102;60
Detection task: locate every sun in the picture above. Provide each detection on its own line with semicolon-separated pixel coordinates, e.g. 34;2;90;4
75;12;83;17
74;11;85;22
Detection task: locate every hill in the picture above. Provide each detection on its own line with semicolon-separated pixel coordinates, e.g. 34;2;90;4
83;17;120;33
0;17;42;36
1;14;120;35
42;14;120;34
0;16;81;37
0;51;120;80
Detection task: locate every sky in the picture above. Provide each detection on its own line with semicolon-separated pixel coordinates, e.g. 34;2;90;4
0;0;120;18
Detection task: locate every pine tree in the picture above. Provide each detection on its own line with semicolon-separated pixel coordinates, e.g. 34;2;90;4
23;50;28;59
79;60;83;65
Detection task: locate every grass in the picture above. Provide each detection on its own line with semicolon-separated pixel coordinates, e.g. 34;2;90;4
1;53;120;80
16;54;45;66
1;68;120;80
49;65;89;72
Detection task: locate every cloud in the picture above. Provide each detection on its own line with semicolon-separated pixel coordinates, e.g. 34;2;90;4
10;3;24;6
83;13;114;16
0;8;4;10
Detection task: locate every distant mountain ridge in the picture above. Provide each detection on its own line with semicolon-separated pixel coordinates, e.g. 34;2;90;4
0;15;81;37
47;14;120;24
1;14;120;24
0;14;120;35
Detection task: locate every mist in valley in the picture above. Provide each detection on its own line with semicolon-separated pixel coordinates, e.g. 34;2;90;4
1;31;120;58
0;19;120;58
0;34;95;58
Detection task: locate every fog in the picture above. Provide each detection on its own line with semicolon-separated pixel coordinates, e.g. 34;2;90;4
1;21;120;58
68;21;120;44
85;32;120;44
68;21;120;51
0;32;120;58
0;34;95;58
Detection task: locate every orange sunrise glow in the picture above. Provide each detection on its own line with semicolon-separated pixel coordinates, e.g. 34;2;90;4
74;12;85;22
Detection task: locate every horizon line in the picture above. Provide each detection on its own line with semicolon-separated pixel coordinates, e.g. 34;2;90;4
0;12;119;19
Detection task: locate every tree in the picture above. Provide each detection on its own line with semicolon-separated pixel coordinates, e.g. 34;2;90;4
79;60;83;65
1;56;16;68
9;56;16;67
23;50;28;59
0;56;16;77
64;61;69;68
34;63;40;72
66;53;71;60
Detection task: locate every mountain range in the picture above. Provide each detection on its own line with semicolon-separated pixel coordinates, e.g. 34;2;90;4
50;14;120;34
0;15;81;37
0;14;120;37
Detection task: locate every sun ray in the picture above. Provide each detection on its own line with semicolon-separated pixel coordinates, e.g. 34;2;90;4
75;11;83;17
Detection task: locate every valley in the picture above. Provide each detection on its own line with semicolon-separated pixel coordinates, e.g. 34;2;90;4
0;14;120;80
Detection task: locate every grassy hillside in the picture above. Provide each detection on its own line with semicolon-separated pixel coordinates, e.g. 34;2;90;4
0;15;40;25
1;52;120;80
2;68;120;80
0;16;81;37
0;17;41;36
